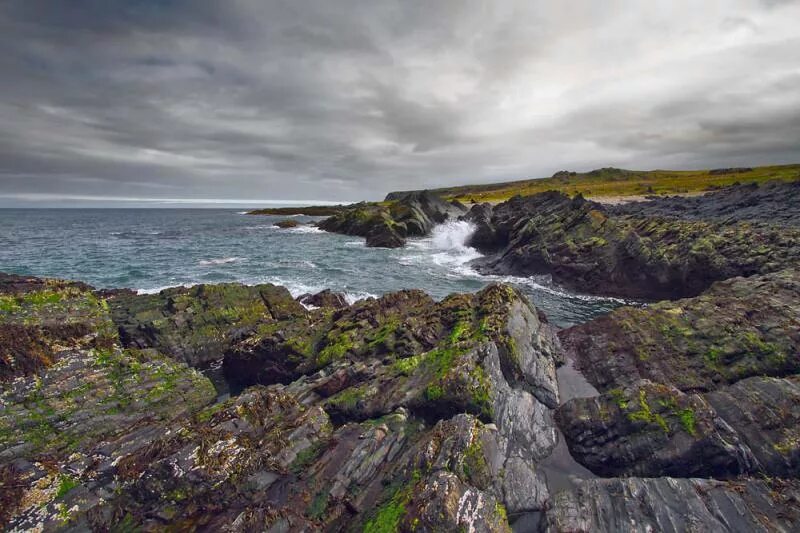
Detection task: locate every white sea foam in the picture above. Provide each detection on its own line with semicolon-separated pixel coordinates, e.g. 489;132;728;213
343;291;378;305
286;225;325;234
198;257;244;266
403;220;483;270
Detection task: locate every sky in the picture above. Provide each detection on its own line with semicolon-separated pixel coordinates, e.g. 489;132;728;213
0;0;799;207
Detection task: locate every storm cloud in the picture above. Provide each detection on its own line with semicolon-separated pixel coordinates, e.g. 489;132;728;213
1;0;799;206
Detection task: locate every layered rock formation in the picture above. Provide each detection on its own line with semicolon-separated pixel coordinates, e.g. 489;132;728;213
551;268;800;530
318;191;466;248
465;181;800;299
1;276;567;531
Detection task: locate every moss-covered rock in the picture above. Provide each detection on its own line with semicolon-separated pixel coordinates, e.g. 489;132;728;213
319;191;466;248
560;269;800;393
470;187;800;299
110;283;305;368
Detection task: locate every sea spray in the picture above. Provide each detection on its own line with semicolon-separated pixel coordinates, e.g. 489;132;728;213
427;220;483;268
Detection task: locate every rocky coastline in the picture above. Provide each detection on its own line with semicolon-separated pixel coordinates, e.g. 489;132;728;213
2;179;800;531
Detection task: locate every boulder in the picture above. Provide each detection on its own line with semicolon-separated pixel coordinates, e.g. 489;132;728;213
273;219;300;228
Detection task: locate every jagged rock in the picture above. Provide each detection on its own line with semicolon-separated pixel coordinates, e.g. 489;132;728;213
544;477;800;532
109;283;305;368
297;289;348;309
471;187;800;299
462;202;498;250
319;191;466;248
5;271;800;532
706;375;800;477
555;380;754;478
610;179;800;227
0;276;216;529
560;269;800;393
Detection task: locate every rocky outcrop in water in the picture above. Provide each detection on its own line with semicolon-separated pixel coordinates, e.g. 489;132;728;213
319;191;467;248
274;219;300;228
466;181;800;299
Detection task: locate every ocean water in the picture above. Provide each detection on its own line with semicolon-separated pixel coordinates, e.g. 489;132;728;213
0;209;628;327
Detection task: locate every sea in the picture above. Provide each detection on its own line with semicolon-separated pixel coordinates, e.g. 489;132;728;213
0;209;629;328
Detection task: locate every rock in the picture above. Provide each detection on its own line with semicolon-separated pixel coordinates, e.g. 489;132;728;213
297;289;348;309
560;269;800;393
2;274;569;530
471;187;800;299
544;476;800;532
610;179;800;227
273;219;300;228
319;191;466;248
706;375;800;477
462;203;498;250
554;269;800;484
6;271;800;531
109;283;305;368
555;380;754;478
0;275;216;530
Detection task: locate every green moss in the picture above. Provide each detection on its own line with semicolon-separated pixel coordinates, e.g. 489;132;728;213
469;365;493;419
448;320;470;344
705;346;722;365
627;389;669;433
368;318;400;350
495;502;508;523
462;434;489;483
0;296;21;313
677;408;697;436
291;442;325;474
363;470;420;533
327;385;365;410
609;388;629;409
317;332;355;366
55;474;79;499
425;384;444;401
393;353;424;375
194;401;227;423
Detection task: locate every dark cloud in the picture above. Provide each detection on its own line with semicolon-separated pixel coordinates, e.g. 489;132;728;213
0;0;799;206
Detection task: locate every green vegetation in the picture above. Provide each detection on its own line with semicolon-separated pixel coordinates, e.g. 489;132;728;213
363;471;420;533
627;389;669;433
55;474;78;499
677;408;697;436
397;164;800;204
393;353;424;375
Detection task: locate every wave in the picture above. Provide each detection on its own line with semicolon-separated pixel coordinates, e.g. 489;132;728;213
198;257;245;266
343;291;378;305
403;220;483;269
285;225;325;234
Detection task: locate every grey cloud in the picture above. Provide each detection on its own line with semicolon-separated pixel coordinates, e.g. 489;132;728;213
0;0;799;206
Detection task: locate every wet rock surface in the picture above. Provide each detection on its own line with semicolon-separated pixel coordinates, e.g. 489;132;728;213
551;267;800;531
467;182;800;299
2;275;561;531
319;191;467;248
3;256;800;530
109;283;305;368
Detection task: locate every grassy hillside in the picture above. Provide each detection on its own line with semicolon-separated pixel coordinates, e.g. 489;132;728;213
387;164;800;204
